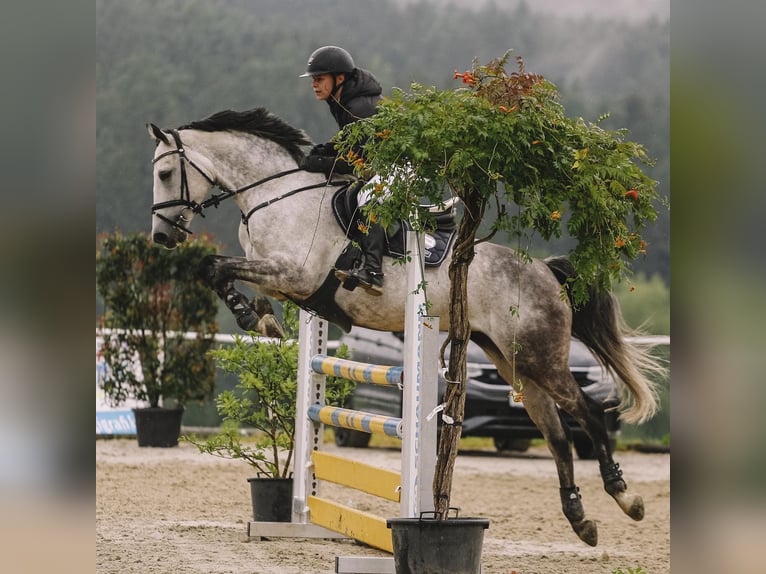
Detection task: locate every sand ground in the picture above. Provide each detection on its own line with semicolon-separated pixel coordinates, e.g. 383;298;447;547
96;438;669;574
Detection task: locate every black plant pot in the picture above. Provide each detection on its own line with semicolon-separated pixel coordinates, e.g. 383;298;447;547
132;407;185;447
387;512;490;574
247;476;293;522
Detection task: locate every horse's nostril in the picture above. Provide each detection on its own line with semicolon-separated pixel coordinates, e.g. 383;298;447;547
153;232;169;245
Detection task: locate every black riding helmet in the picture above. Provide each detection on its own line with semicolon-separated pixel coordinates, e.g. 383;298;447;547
299;46;355;77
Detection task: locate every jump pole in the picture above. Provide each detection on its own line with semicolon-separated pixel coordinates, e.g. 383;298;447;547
247;231;438;574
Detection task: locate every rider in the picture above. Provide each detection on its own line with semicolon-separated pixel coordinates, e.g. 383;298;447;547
299;45;386;296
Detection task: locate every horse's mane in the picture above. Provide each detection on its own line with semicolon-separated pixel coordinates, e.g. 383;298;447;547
179;108;311;164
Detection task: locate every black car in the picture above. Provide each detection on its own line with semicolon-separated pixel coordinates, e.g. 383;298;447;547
332;327;620;459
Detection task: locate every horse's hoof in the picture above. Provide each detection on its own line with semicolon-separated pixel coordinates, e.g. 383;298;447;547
572;519;598;547
196;255;217;284
256;314;285;339
626;495;644;521
613;491;644;521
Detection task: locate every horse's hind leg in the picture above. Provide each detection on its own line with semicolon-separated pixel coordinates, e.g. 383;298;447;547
557;378;644;521
197;255;281;336
514;382;599;546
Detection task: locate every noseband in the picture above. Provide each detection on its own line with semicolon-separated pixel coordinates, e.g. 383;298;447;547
150;129;307;235
151;129;218;234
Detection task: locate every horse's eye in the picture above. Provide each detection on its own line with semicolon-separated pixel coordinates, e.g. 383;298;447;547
158;169;172;181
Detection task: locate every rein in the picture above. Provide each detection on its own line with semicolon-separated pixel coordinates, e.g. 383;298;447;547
151;129;341;234
241;180;346;225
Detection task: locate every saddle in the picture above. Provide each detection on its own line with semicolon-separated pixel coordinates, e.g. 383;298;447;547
295;180;459;332
331;180;459;268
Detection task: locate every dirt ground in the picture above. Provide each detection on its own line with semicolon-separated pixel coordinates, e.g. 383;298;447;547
96;438;669;574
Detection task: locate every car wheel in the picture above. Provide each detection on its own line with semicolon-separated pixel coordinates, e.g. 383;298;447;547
333;427;371;448
573;436;617;460
493;436;531;453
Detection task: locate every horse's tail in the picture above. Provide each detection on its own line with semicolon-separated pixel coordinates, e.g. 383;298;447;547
545;256;665;424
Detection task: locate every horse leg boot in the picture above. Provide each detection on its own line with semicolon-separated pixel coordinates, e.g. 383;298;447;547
197;256;262;334
550;436;598;546
599;450;644;521
221;286;260;332
577;394;644;521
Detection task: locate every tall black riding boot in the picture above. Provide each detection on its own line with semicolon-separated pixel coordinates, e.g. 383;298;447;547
334;220;385;296
353;220;385;295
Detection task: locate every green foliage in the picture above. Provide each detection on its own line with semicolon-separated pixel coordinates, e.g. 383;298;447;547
184;301;355;477
611;567;647;574
336;53;667;305
96;232;219;407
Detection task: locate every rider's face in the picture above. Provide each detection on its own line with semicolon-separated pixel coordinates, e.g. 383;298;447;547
311;73;344;101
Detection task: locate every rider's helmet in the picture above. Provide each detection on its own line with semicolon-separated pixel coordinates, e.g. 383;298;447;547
299;46;356;77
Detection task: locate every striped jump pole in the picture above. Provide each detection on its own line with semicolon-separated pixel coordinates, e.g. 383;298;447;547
310;354;404;387
307;404;403;439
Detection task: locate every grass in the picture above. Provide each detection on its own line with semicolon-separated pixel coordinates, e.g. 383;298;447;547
323;429;670;453
323;429;534;451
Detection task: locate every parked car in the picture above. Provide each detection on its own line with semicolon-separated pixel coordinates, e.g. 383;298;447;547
332;327;620;459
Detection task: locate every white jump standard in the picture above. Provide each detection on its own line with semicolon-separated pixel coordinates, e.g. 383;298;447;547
247;231;439;574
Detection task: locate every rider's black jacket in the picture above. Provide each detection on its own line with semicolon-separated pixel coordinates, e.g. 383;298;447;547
301;68;382;176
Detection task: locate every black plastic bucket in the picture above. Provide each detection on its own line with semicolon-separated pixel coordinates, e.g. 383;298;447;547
387;512;490;574
132;407;184;447
247;476;293;522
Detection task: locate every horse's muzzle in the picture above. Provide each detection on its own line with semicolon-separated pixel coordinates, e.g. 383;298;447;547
153;231;175;248
152;221;187;249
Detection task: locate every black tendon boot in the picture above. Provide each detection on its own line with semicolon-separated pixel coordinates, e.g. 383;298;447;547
335;221;385;296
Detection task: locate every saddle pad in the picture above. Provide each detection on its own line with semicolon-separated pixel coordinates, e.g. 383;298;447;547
332;186;456;267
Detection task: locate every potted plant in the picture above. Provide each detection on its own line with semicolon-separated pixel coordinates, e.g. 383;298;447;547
96;231;220;447
336;52;664;571
184;301;355;522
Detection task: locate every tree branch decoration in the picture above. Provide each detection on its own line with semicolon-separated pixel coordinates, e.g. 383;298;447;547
335;51;667;515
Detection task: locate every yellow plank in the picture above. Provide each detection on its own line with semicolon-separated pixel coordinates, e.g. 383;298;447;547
312;451;401;502
308;495;394;553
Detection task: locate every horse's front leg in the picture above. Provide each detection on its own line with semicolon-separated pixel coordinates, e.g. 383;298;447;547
198;254;284;337
515;382;599;546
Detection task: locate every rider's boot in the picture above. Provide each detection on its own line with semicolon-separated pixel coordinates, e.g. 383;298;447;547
335;220;385;296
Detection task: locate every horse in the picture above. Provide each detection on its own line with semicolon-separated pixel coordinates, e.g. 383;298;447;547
147;107;663;546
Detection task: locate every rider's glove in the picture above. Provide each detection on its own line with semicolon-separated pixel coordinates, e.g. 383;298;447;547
309;143;335;157
300;153;332;174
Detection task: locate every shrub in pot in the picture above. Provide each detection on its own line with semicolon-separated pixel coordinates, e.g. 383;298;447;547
184;301;354;521
96;231;220;446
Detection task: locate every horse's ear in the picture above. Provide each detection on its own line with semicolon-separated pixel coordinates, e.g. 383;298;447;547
147;123;170;145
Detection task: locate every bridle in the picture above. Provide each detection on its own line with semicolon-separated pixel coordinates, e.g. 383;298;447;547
151;129;343;235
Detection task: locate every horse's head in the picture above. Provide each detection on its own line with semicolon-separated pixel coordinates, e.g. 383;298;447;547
147;123;216;249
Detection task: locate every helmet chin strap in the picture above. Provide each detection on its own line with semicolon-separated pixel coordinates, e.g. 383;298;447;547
331;74;344;99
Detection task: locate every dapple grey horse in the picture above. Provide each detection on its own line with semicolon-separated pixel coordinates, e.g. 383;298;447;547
148;108;663;546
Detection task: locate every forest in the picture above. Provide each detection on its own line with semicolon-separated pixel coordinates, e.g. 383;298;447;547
97;0;669;301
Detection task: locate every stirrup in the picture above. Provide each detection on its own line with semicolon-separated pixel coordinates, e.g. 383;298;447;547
352;269;383;296
333;267;354;283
